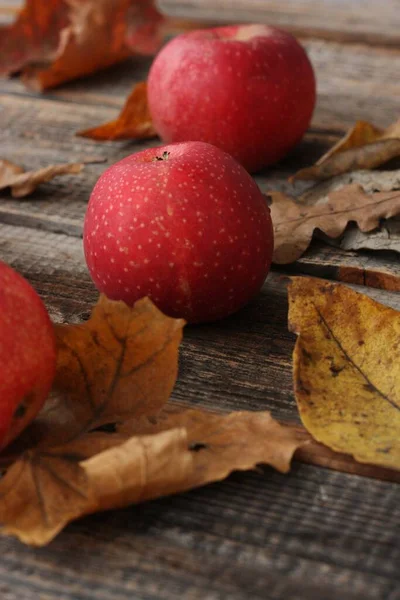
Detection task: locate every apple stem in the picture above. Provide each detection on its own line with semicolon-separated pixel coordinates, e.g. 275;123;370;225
153;151;170;162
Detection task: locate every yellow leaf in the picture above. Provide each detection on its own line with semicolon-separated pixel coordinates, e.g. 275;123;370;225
292;118;400;181
288;276;400;470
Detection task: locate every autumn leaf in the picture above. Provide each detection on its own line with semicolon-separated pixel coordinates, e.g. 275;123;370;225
0;159;83;198
292;118;400;181
0;295;305;546
338;218;400;255
0;295;185;544
50;295;185;440
0;408;304;546
120;405;304;483
270;184;400;264
78;81;156;141
288;277;400;471
0;0;163;90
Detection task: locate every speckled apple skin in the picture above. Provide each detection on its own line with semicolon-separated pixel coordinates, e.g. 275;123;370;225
147;24;316;173
0;261;56;450
84;141;274;323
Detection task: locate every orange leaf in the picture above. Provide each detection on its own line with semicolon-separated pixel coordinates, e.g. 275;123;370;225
0;0;164;90
78;81;156;141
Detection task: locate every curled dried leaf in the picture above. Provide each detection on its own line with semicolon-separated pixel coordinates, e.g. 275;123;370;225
78;81;156;141
291;118;400;181
121;405;305;481
0;406;304;546
270;184;400;264
288;277;400;471
0;159;83;198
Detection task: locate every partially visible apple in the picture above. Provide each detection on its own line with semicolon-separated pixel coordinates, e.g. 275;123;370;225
0;261;56;451
147;24;316;173
84;141;273;323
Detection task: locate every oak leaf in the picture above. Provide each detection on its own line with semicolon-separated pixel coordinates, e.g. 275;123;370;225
270;184;400;264
78;81;156;141
291;119;400;182
0;0;163;90
0;296;303;546
0;159;83;198
288;277;400;471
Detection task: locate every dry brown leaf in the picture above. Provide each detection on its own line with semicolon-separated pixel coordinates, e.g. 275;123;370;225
0;159;83;198
0;295;185;544
50;295;185;440
270;184;400;264
0;0;163;90
78;81;156;141
0;408;303;546
120;405;305;483
292;118;400;181
288;277;400;471
0;294;304;546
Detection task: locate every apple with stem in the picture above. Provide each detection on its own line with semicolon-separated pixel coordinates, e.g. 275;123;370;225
147;24;316;173
84;141;274;323
0;261;56;451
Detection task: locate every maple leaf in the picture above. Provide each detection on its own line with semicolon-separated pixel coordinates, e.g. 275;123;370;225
288;277;400;471
270;184;400;264
0;296;304;546
0;159;83;198
0;0;163;90
78;81;156;141
292;118;400;181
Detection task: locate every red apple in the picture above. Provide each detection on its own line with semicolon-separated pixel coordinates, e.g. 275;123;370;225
0;261;56;450
84;141;273;323
147;24;316;173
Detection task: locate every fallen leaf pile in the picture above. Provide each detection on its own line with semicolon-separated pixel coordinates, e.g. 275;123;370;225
0;295;304;546
269;184;400;264
289;277;400;470
78;81;156;141
292;118;400;181
0;159;84;198
0;0;164;90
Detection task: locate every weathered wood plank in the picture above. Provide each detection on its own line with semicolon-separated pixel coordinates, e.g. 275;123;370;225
0;222;399;600
1;221;399;420
283;242;400;293
159;0;400;46
1;38;400;129
0;463;399;599
0;93;398;294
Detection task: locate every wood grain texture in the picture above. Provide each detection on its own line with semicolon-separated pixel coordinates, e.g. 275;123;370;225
159;0;400;46
0;223;399;599
1;18;400;598
1;46;400;291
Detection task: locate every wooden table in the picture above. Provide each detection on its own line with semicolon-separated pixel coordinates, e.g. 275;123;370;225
0;2;399;598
